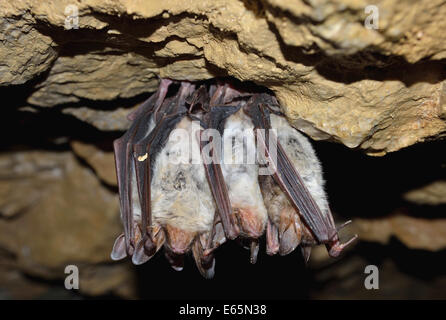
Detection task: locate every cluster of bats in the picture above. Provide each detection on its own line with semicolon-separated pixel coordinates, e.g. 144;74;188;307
110;78;357;278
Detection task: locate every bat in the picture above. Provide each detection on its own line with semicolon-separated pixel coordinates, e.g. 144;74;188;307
110;79;357;278
111;80;192;264
243;93;357;258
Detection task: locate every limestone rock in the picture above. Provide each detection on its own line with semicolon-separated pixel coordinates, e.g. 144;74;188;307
27;50;160;107
404;180;446;205
0;4;57;85
0;151;119;270
63;106;133;132
354;213;446;251
1;0;446;299
0;151;132;297
71;140;117;186
1;0;445;153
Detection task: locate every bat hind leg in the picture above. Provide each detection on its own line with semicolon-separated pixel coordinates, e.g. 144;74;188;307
326;234;358;258
325;220;358;257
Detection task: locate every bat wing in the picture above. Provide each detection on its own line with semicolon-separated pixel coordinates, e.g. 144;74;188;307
111;118;143;260
244;96;333;243
192;236;216;279
131;94;189;264
187;84;210;112
112;80;181;262
200;105;241;240
268;133;333;242
127;79;172;121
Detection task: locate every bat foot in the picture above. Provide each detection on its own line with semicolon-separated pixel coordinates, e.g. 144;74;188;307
326;234;358;258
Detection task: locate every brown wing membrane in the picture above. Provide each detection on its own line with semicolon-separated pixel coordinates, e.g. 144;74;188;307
130;83;192;264
113;79;356;275
111;113;144;260
266;131;332;242
127;79;172;121
112;80;195;262
243;95;356;254
268;119;358;256
112;79;174;261
199;105;241;240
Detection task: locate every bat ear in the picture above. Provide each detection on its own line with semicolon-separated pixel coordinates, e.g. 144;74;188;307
278;223;300;256
301;246;312;264
192;240;216;279
201;258;216;279
250;240;260;264
111;233;127;261
132;240;153;265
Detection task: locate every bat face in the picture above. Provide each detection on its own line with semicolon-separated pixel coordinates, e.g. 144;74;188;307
111;78;357;277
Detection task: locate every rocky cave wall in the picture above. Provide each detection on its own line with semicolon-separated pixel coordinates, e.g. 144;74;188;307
0;0;446;299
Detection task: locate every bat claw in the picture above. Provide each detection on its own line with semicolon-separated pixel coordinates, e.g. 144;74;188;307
336;220;353;232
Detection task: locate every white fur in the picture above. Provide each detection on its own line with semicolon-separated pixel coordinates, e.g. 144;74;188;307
222;109;268;226
151;117;215;232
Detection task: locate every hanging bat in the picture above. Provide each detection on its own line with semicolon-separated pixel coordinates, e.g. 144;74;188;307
243;93;357;258
198;89;241;241
111;80;193;264
110;78;357;278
